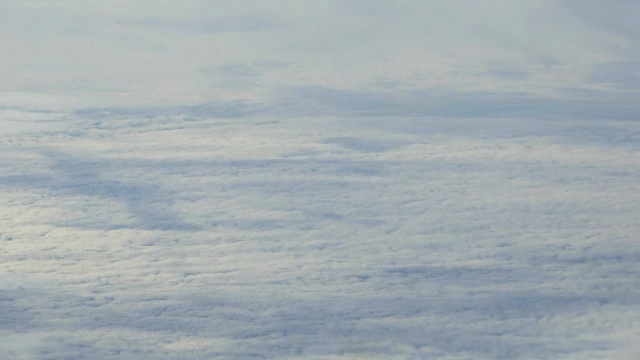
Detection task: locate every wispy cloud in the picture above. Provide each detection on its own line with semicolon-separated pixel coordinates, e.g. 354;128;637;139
276;85;640;120
2;1;639;118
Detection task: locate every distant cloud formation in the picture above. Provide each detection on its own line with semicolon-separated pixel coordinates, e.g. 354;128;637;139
1;2;640;359
1;0;639;119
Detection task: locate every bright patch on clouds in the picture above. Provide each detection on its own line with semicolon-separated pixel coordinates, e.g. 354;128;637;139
1;112;638;359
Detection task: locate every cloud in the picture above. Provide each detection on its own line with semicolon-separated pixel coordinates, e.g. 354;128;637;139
588;62;640;90
2;0;639;119
1;5;639;358
276;85;640;120
557;0;640;42
2;114;639;358
121;15;281;34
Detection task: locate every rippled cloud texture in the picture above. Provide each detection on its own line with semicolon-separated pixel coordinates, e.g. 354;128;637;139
1;1;639;359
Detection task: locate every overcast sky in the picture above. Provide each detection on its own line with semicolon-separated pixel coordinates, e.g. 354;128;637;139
2;0;639;118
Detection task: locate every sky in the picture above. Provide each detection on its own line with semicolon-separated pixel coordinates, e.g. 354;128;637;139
1;1;640;359
1;0;640;118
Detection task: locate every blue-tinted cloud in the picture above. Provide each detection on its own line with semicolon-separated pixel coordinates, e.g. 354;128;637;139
3;0;639;119
557;0;640;42
2;3;639;359
2;112;638;358
588;62;640;90
277;85;640;120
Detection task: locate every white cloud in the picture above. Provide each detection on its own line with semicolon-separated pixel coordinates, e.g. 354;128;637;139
1;112;639;358
1;2;639;358
1;1;639;118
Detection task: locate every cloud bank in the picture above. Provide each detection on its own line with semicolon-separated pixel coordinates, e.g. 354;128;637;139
1;1;639;359
2;0;639;119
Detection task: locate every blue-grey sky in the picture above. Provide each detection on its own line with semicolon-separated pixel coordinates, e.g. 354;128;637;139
2;0;639;119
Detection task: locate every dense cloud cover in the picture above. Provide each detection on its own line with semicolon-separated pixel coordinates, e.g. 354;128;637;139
1;1;639;359
2;0;640;118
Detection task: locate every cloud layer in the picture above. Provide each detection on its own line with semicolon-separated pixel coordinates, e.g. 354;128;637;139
2;1;640;118
1;112;639;358
1;2;639;359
